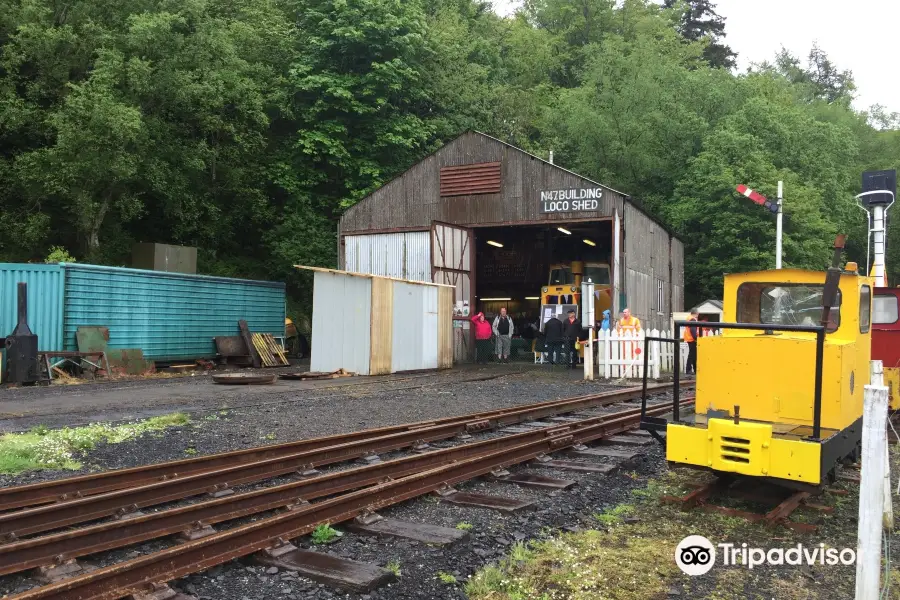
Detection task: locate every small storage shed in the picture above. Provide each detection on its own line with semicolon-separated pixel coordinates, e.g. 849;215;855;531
297;266;454;375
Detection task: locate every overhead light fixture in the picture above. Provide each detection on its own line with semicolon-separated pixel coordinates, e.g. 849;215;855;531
557;227;571;235
525;296;540;300
487;240;503;248
583;239;596;246
479;297;511;301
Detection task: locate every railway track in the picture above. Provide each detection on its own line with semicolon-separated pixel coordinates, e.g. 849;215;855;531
0;381;687;514
0;384;693;600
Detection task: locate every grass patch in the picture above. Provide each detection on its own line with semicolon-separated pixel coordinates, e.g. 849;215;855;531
0;413;189;474
310;524;342;544
386;560;401;577
437;571;457;584
465;467;868;600
456;521;474;531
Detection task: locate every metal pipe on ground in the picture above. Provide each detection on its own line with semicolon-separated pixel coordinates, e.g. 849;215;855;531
0;382;690;512
5;398;693;600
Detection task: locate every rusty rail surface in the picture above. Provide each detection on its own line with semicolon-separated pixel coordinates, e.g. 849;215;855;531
6;398;692;600
0;399;691;577
0;385;691;539
0;382;690;513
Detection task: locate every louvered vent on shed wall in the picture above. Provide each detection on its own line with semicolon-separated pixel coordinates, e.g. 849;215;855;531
439;162;501;197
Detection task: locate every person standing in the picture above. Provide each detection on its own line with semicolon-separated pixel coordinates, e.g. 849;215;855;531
684;309;699;377
599;309;611;332
492;307;514;363
543;314;564;364
616;307;641;333
563;309;583;369
471;312;493;364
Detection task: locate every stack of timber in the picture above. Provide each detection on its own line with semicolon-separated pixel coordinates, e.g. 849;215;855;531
252;333;289;367
213;320;288;368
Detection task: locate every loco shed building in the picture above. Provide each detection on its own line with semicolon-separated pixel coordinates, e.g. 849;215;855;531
337;131;684;361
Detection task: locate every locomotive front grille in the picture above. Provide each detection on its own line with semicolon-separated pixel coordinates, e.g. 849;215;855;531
708;420;772;477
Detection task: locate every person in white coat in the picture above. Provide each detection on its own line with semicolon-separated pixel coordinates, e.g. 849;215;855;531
492;307;514;363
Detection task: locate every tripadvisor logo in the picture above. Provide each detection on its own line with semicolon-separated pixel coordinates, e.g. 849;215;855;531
675;535;856;575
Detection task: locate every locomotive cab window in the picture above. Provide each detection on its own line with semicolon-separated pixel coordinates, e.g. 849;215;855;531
736;283;841;333
859;285;871;333
874;294;899;324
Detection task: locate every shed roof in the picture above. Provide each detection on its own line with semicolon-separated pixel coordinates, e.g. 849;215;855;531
691;299;724;312
339;130;681;242
294;265;454;288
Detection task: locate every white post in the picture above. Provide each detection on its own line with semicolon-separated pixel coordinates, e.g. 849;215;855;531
872;361;895;530
549;150;554;165
584;328;594;380
776;180;783;269
855;380;889;600
873;204;886;287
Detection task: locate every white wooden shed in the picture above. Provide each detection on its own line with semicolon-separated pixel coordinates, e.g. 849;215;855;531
295;266;454;376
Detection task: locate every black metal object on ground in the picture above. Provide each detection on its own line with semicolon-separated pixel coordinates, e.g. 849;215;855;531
4;282;39;385
212;373;276;385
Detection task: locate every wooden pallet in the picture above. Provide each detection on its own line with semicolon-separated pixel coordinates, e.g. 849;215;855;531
251;333;289;367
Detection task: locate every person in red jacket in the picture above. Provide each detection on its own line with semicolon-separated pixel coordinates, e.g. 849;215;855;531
471;312;494;364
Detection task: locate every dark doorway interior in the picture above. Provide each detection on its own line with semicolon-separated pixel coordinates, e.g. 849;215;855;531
472;221;613;341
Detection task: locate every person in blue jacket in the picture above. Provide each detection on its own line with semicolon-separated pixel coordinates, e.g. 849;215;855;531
599;309;611;332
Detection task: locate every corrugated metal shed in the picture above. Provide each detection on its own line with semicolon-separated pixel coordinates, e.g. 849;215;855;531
298;266;453;375
344;232;431;282
0;264;66;351
0;262;285;362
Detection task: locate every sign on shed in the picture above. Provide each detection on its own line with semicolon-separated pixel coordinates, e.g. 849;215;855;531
539;188;603;213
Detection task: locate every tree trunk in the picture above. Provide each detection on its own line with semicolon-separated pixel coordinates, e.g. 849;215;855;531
87;195;112;254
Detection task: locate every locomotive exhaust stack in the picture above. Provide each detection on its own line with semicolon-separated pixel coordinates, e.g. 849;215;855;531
4;282;40;385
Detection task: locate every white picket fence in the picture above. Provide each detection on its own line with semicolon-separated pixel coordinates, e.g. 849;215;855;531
536;328;720;379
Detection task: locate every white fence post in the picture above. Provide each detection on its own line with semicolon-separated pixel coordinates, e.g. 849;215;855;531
871;361;894;531
855;377;889;600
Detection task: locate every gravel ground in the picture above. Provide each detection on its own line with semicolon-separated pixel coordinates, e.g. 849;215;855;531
0;368;634;489
166;442;664;600
0;368;676;599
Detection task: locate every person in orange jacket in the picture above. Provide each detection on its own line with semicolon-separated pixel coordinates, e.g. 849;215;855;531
471;312;494;364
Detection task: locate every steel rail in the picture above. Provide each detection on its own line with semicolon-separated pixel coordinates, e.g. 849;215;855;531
0;385;687;538
0;382;688;512
6;398;692;600
0;399;691;577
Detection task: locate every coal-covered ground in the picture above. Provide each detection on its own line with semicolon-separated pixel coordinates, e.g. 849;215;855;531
0;367;638;488
0;367;673;599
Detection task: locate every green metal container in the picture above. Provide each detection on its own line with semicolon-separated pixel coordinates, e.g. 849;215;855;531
0;264;66;352
0;262;285;362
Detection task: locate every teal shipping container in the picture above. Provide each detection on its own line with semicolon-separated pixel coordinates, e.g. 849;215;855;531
0;263;285;361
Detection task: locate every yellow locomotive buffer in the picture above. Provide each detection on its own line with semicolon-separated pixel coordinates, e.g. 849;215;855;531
661;259;872;490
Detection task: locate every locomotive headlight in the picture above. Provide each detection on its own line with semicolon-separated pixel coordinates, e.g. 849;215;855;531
542;287;548;293
570;286;577;292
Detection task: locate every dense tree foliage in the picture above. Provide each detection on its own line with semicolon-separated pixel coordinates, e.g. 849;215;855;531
1;0;897;313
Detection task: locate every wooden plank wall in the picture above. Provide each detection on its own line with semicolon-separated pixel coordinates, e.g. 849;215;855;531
340;132;627;232
437;286;454;368
369;277;393;375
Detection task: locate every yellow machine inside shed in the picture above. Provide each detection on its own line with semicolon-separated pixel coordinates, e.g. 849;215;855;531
644;237;873;491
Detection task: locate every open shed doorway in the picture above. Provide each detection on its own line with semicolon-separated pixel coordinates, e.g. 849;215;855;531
472;220;613;362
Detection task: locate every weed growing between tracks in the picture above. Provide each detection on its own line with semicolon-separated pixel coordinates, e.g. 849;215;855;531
0;413;189;474
465;458;898;600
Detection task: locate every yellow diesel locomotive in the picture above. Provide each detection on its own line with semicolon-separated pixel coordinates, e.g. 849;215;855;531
644;236;872;490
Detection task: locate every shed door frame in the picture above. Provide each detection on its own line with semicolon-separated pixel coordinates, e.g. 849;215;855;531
431;221;474;361
430;221;474;314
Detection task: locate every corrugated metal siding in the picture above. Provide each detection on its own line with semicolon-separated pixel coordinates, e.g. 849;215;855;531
0;264;65;351
344;233;430;282
671;238;685;313
439;162;501;196
624;204;654;328
61;264;284;361
310;271;372;375
391;282;438;372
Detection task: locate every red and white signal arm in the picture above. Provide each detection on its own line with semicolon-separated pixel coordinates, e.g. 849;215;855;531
736;184;779;214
